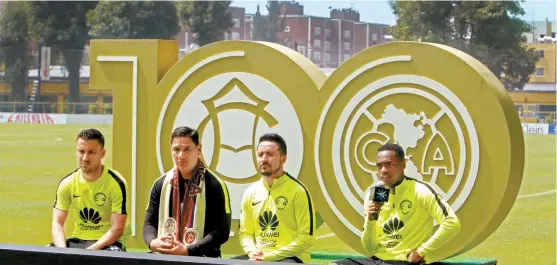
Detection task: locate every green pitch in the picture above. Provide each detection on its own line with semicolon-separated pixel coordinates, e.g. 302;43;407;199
0;124;554;264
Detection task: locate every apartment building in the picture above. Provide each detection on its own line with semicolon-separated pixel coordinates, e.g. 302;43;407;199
525;20;556;91
179;4;390;67
276;6;390;67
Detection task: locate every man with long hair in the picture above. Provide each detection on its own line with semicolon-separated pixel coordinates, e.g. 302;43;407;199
143;126;231;258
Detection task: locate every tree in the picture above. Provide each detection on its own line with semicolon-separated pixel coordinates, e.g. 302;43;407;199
0;2;29;102
251;1;288;43
389;0;538;90
178;1;233;46
265;1;287;43
27;1;98;103
389;1;454;43
252;5;267;41
87;1;180;39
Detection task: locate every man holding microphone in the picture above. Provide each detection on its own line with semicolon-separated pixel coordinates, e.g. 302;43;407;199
331;143;461;265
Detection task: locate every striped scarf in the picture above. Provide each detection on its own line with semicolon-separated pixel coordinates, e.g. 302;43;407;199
158;161;206;245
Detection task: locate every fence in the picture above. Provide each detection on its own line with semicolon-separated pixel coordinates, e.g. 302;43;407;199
0;101;112;114
0;42;554;120
518;110;557;124
0;101;555;125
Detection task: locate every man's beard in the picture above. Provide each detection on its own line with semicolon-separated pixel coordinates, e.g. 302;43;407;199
81;163;92;173
260;165;279;177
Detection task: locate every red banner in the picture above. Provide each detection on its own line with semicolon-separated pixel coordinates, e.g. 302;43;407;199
0;112;67;124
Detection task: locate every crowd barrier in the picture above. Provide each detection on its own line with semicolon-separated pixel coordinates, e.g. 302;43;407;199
1;113;555;136
0;112;111;125
521;122;557;135
0;112;68;124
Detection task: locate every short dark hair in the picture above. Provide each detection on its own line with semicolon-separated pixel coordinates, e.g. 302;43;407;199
77;128;105;147
258;133;287;155
378;143;405;162
171;126;199;145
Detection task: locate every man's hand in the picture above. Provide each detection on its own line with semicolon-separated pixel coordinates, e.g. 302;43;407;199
150;235;176;252
366;202;383;219
51;209;69;248
84;213;126;250
248;249;264;261
408;250;423;263
157;235;188;256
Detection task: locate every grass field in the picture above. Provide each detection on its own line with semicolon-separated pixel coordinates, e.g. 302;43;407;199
0;124;555;264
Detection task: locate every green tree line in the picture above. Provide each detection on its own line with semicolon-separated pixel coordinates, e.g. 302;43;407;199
0;1;277;103
389;0;539;90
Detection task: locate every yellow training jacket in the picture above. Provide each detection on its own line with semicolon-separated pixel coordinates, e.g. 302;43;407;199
361;177;461;264
238;173;315;263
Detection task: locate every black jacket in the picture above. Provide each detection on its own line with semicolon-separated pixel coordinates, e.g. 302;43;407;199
143;170;231;257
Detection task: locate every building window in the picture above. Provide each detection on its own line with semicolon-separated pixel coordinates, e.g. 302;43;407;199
325;41;331;50
314;39;321;48
535;50;545;58
284;26;291;32
535;68;544;76
232;32;240;40
344;53;351;62
315;27;321;36
314;51;321;61
372;33;378;41
344;42;350;50
325;29;331;38
325;53;331;62
344;30;351;39
233;19;240;29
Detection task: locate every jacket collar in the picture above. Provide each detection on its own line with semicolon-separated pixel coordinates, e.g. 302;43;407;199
261;173;288;190
389;175;407;195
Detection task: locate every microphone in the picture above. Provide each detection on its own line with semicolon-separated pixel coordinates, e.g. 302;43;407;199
367;181;390;221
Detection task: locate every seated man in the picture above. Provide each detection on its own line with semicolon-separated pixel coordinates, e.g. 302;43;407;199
51;128;130;251
332;143;461;265
236;133;315;263
143;126;231;257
